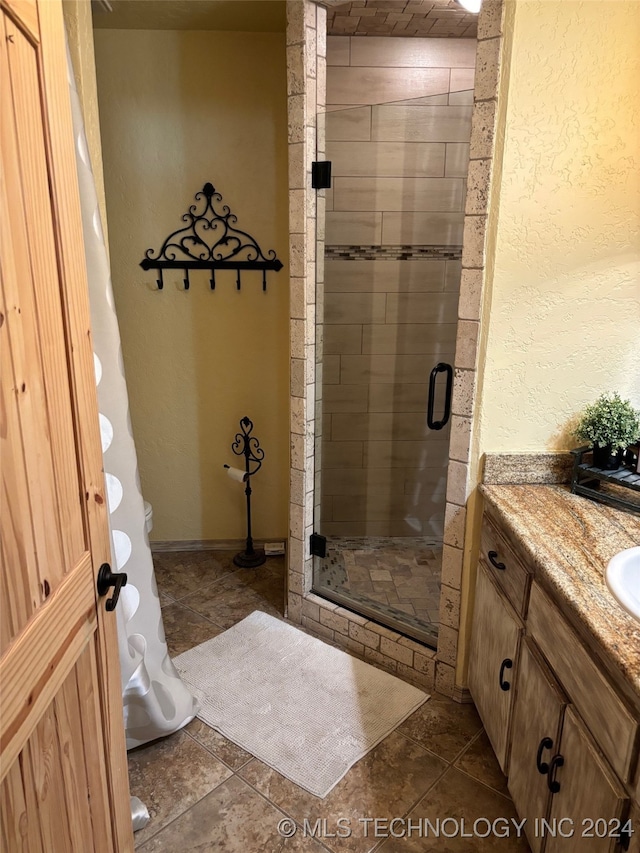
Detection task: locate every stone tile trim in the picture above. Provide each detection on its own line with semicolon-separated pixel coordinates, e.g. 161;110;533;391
325;244;463;261
299;591;439;692
287;0;507;700
438;0;504;695
325;0;478;39
483;452;574;485
286;0;324;610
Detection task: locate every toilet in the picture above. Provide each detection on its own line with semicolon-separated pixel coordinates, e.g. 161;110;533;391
144;500;153;534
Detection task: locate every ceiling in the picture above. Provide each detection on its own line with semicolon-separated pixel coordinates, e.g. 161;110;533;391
92;0;286;32
326;0;478;38
92;0;476;38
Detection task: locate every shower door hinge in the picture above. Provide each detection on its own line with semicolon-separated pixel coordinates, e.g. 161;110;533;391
311;161;332;190
310;532;327;558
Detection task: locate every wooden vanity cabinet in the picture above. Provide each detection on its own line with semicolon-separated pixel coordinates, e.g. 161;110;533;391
545;707;628;853
508;638;567;853
468;562;522;773
469;510;638;852
628;805;640;853
509;639;628;853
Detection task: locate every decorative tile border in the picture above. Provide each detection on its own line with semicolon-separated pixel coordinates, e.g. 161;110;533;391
325;244;463;261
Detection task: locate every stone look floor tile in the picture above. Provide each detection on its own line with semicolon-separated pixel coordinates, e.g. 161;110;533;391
182;573;284;629
134;549;529;853
128;729;232;846
376;767;529;851
314;537;442;636
454;730;510;798
238;730;448;853
175;556;285;625
138;775;329;852
152;550;236;600
185;718;254;771
397;693;483;762
161;602;223;656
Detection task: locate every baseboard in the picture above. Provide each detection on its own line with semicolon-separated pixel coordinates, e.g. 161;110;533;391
150;538;285;553
451;684;474;704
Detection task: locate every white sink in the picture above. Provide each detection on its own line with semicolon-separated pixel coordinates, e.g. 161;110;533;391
606;546;640;622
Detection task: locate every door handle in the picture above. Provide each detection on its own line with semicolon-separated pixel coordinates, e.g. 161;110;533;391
97;563;127;611
536;737;553;774
427;362;453;431
498;658;513;691
547;753;564;793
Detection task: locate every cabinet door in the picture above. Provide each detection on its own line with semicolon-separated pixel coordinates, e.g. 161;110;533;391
508;638;566;853
546;707;628;853
468;562;522;773
626;803;639;853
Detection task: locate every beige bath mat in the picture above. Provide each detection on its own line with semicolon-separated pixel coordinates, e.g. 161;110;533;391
174;610;429;797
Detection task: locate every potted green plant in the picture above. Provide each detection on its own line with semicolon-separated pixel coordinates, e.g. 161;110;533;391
574;393;640;470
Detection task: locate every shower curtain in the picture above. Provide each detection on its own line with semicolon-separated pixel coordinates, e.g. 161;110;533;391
66;50;198;754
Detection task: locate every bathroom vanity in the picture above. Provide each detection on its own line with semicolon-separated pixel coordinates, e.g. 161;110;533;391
468;485;640;852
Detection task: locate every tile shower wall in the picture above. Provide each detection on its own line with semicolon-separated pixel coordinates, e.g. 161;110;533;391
288;0;506;697
320;36;476;538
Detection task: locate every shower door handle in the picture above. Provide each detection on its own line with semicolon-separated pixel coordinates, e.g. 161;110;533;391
427;362;453;431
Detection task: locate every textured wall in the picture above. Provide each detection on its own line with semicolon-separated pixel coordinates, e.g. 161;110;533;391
478;0;640;454
320;36;476;538
94;29;289;542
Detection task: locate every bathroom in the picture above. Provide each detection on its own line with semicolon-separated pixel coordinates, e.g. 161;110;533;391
2;0;639;849
89;0;480;657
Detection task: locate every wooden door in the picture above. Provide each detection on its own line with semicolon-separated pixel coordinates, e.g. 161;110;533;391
468;562;521;773
508;638;566;853
0;0;133;850
545;707;628;853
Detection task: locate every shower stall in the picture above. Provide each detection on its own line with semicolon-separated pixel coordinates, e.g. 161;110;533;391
312;34;475;648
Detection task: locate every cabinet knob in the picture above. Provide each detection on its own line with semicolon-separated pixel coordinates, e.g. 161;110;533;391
536;737;553;774
488;550;506;571
498;658;513;691
547;753;564;793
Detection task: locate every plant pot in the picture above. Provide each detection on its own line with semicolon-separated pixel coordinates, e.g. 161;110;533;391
592;444;624;470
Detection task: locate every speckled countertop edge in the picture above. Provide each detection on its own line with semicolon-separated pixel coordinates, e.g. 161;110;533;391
480;484;640;702
483;452;573;485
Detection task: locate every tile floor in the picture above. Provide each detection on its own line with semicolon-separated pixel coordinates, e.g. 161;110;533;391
131;549;530;852
314;537;442;642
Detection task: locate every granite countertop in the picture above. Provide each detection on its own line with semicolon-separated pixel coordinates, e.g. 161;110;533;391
480;484;640;702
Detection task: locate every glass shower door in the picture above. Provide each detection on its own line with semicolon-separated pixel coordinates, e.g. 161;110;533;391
312;92;471;648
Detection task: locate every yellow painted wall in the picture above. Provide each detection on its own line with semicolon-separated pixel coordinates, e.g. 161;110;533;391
93;29;289;542
478;0;640;456
457;0;639;686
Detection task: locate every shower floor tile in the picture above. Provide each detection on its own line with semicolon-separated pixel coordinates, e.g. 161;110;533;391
313;537;442;641
135;548;529;852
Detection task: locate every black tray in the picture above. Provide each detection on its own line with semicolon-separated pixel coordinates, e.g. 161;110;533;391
570;447;640;515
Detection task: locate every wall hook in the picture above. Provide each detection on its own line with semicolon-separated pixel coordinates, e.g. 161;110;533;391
140;182;283;293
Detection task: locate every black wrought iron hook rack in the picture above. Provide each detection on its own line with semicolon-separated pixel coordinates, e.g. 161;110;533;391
140;182;283;292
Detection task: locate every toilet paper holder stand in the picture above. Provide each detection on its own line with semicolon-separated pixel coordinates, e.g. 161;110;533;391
225;416;266;568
